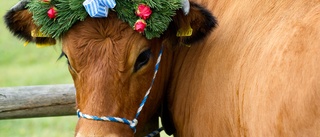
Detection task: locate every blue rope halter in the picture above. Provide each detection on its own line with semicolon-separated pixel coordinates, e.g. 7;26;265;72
77;45;164;136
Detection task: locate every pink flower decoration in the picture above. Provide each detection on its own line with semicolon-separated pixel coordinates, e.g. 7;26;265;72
47;7;57;19
135;4;152;20
42;0;51;4
134;19;147;33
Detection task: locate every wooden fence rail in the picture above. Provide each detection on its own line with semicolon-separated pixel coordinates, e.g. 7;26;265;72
0;84;76;119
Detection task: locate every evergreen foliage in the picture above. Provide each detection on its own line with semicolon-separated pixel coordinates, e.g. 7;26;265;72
27;0;182;39
27;0;87;38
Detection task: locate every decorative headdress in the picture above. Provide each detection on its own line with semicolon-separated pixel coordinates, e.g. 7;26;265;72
26;0;190;40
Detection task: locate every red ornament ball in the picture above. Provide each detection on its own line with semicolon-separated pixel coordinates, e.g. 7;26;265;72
47;7;57;19
134;19;147;33
42;0;51;4
135;4;152;20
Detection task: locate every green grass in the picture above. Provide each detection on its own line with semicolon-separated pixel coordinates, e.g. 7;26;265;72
0;1;171;137
0;1;76;137
0;117;77;137
0;3;73;87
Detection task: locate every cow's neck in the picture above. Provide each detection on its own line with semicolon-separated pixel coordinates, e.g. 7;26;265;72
164;0;319;136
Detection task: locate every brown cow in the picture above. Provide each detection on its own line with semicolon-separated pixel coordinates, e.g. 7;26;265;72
5;0;320;137
5;0;216;136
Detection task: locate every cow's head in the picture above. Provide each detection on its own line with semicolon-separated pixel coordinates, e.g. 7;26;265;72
5;0;216;136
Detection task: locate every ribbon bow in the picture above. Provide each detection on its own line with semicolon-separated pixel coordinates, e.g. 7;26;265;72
181;0;190;15
83;0;116;17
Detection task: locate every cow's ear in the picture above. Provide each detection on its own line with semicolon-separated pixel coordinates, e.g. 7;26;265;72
164;2;217;46
4;1;56;45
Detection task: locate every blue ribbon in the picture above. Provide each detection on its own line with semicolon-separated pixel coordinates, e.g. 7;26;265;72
83;0;116;18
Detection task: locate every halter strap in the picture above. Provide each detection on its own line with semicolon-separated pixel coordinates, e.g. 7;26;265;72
77;45;164;136
77;110;138;129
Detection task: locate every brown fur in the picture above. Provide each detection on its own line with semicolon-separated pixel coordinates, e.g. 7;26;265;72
62;13;167;136
167;0;320;136
4;1;214;136
60;3;215;136
5;0;320;136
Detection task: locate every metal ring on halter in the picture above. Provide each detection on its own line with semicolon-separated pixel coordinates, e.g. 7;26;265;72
77;45;164;136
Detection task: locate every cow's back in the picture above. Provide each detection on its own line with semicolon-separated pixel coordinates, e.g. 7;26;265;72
168;0;320;136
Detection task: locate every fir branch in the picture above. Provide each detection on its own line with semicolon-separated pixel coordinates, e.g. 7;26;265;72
27;0;182;39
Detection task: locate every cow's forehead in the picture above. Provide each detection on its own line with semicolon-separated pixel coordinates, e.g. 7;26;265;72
61;14;152;71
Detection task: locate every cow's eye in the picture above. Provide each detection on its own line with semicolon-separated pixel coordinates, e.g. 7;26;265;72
134;49;151;72
58;51;71;66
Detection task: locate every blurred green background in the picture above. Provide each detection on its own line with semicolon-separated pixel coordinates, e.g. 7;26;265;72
0;1;77;137
0;1;170;137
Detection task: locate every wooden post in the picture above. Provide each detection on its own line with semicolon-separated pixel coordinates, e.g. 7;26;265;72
0;84;162;136
0;84;76;119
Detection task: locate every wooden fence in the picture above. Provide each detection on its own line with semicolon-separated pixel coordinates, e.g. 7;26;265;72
0;84;162;137
0;84;76;119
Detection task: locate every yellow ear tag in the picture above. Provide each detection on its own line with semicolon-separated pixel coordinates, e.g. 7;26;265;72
176;25;193;37
23;41;30;47
23;41;52;48
30;29;54;48
36;43;53;48
31;30;48;37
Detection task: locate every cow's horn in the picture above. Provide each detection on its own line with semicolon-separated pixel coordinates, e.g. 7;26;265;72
11;0;30;11
181;0;190;15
